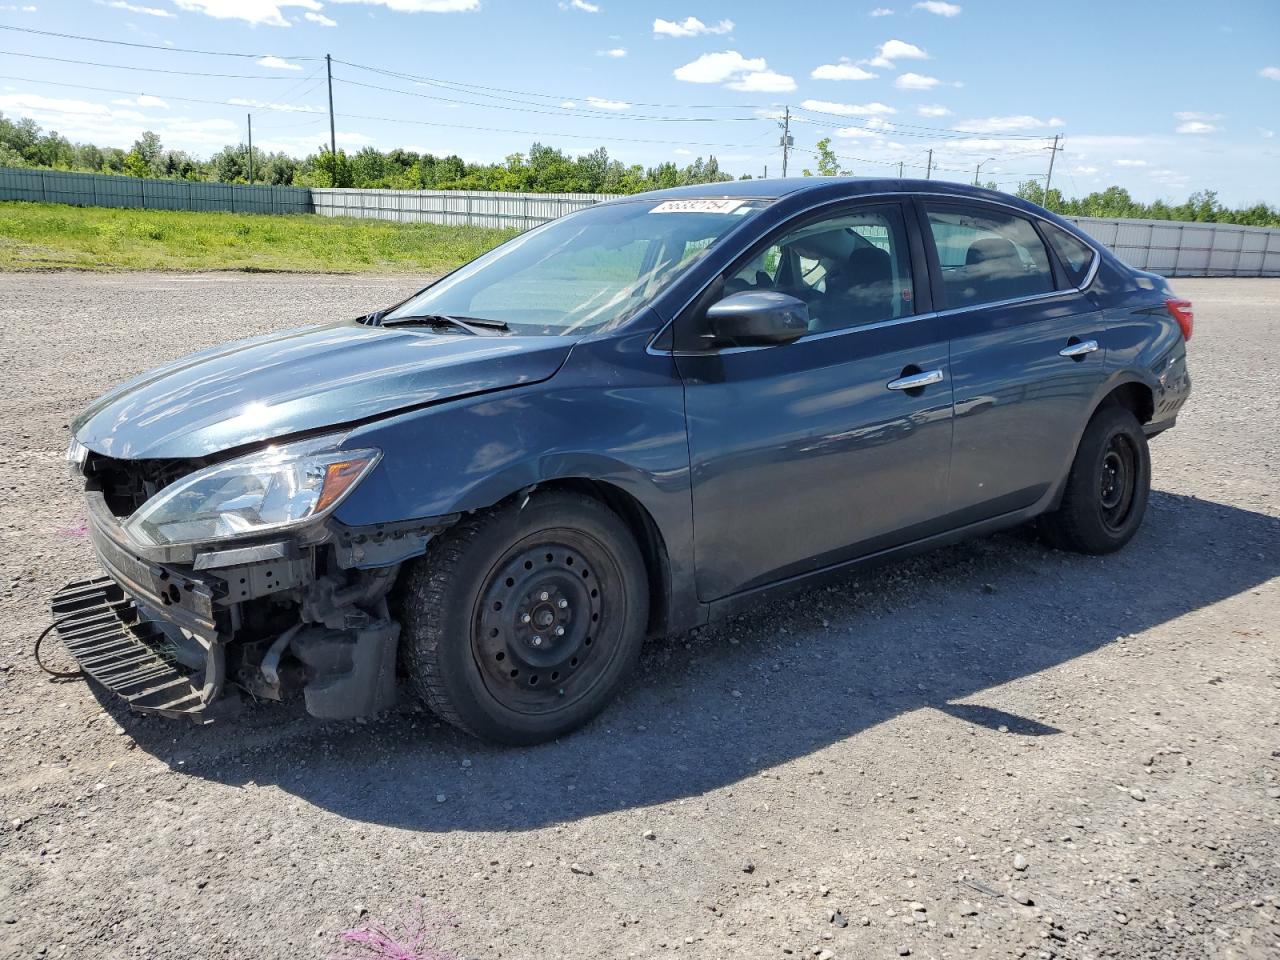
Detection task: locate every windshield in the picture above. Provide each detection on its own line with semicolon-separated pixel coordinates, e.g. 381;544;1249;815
384;197;770;336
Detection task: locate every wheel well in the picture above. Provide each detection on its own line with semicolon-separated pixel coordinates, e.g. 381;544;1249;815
532;478;672;640
1101;381;1154;424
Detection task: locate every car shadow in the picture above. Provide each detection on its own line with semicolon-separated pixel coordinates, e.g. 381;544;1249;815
98;489;1279;832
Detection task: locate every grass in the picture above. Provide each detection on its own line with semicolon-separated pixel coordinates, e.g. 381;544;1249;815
0;201;517;273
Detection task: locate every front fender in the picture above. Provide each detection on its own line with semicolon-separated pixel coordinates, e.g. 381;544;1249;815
332;329;702;631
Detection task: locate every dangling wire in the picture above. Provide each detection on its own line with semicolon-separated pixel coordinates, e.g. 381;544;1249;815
34;619;85;680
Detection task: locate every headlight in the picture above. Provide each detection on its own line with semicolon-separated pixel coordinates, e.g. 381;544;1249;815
66;436;89;481
123;438;381;547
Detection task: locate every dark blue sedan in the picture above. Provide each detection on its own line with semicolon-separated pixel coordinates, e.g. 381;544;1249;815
57;178;1192;743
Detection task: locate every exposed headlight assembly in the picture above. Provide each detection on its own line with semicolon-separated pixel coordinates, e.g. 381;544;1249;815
123;437;381;547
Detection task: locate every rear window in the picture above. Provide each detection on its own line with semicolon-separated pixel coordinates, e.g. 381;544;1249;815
1042;223;1097;287
924;203;1054;309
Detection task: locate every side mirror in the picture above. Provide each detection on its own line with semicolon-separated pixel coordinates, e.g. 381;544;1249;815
704;291;809;347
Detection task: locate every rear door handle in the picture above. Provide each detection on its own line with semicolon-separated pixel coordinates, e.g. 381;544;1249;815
1059;339;1099;358
887;369;945;391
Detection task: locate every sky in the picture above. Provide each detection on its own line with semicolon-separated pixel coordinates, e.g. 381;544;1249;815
0;0;1277;205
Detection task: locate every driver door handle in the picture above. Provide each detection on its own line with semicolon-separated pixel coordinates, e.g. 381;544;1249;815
1059;339;1099;358
887;369;945;391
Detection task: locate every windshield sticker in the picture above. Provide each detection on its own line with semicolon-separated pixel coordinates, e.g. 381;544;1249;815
649;198;746;214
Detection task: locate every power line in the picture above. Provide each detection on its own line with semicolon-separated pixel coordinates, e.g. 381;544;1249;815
332;109;763;151
332;75;764;124
0;49;311;80
0;23;319;60
0;73;325;114
333;58;767;111
791;103;1055;141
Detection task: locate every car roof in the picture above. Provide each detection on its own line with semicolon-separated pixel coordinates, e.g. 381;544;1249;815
621;177;1052;218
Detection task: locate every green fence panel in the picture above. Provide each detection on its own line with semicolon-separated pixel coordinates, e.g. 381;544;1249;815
0;166;312;215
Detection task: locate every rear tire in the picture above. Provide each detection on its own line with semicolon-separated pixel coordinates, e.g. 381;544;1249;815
1038;404;1151;554
395;491;648;745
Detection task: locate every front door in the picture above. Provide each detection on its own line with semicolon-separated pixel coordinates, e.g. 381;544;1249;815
918;200;1110;520
674;202;955;601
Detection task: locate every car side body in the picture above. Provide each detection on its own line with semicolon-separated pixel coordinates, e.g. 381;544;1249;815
57;177;1191;739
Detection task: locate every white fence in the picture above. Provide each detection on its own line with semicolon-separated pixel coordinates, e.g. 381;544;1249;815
311;188;1280;278
1065;216;1280;278
311;188;611;231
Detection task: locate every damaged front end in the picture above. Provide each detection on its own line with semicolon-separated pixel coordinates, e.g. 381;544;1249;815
52;434;452;723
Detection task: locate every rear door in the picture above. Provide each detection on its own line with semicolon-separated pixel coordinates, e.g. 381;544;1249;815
917;199;1108;520
674;200;955;601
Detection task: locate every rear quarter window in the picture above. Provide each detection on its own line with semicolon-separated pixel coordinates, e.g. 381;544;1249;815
1042;223;1097;288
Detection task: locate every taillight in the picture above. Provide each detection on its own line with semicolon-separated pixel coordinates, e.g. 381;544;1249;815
1165;297;1193;342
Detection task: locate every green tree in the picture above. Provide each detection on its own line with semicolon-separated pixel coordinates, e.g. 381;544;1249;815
802;138;848;177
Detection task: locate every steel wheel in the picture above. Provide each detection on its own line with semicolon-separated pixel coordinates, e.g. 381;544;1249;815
1098;433;1138;531
396;491;648;744
474;535;614;715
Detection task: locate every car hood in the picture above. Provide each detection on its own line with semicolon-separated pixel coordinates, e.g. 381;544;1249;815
73;320;575;460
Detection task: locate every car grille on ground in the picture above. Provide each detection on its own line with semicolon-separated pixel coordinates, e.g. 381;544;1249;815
50;577;213;721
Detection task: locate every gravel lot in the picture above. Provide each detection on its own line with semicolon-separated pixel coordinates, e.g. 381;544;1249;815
1;273;1277;960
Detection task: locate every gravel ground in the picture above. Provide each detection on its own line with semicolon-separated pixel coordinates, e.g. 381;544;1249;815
1;273;1277;960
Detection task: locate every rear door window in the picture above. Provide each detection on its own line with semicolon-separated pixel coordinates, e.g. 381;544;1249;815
923;203;1054;309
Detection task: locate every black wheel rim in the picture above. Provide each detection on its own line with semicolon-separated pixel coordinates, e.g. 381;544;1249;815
1098;432;1138;531
472;533;616;716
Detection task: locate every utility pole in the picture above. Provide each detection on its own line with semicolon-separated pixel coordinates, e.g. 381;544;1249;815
325;52;337;187
925;149;933;180
897;160;904;178
1043;134;1064;210
779;106;792;177
763;164;768;179
973;156;995;187
246;114;253;186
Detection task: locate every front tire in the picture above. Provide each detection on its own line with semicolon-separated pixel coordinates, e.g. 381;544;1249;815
395;491;648;744
1038;404;1151;554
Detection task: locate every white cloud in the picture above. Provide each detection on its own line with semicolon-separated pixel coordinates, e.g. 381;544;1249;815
303;9;336;23
96;0;175;16
726;69;796;92
0;3;38;9
598;47;626;57
1173;111;1220;134
673;147;693;155
673;50;765;83
954;115;1058;133
1072;165;1099;174
171;0;323;27
1175;120;1216;134
559;100;576;108
913;0;960;15
810;59;877;81
917;104;950;117
110;94;170;108
1259;127;1276;139
834;120;894;139
867;38;927;68
228;97;323;113
1114;158;1148;167
559;0;599;10
585;95;629;110
256;55;303;70
869;6;893;15
895;72;939;90
1259;66;1280;81
801;98;895;116
653;15;733;37
327;0;479;12
868;44;931;71
0;93;113;117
